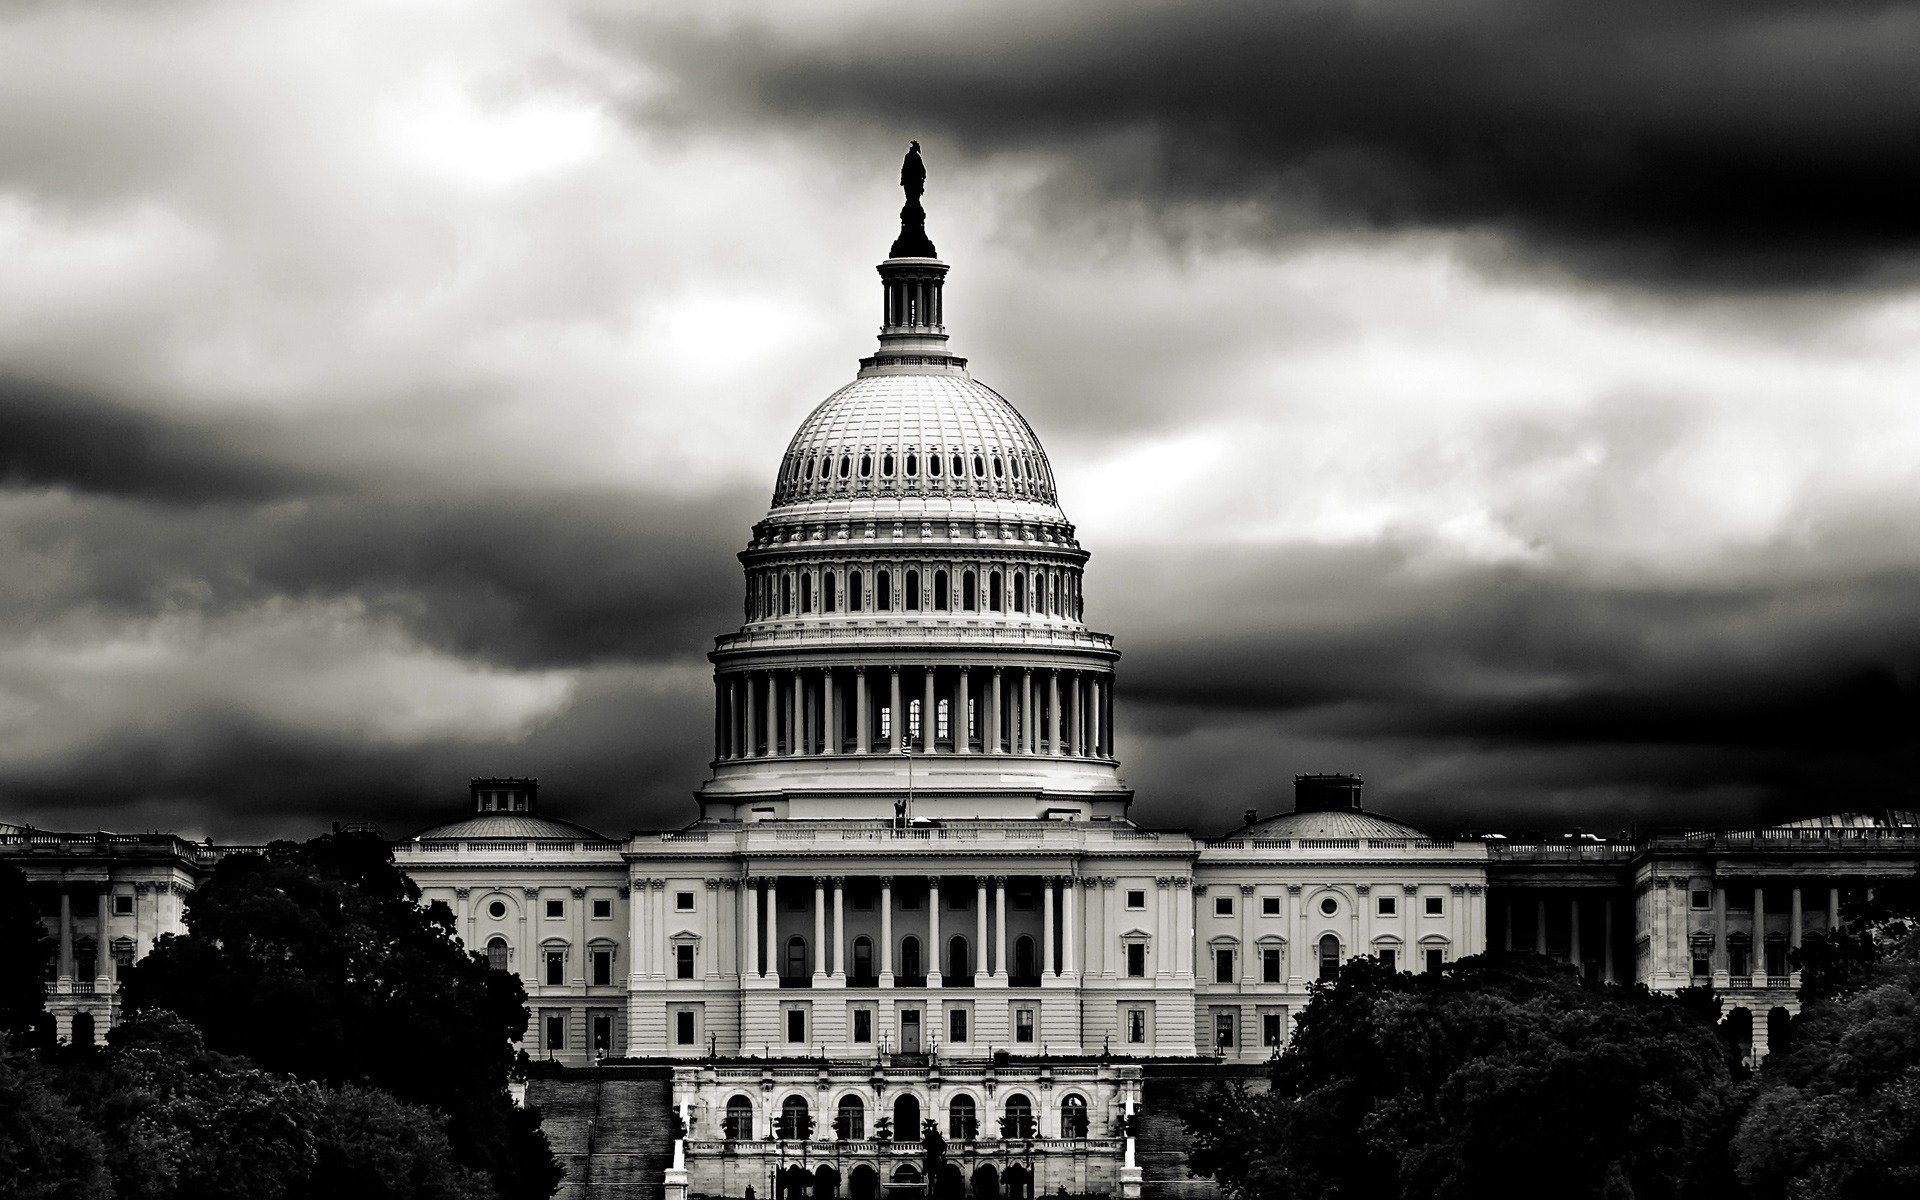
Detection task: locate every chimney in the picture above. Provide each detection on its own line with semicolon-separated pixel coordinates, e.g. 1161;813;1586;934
1242;808;1258;829
1293;773;1363;813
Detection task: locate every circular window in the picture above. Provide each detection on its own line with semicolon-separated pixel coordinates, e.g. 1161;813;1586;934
1319;897;1338;916
488;900;506;919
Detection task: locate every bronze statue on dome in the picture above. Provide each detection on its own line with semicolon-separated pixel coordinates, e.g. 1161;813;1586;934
890;139;937;258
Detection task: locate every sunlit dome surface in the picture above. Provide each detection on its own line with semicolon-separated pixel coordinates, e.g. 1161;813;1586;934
1239;810;1434;840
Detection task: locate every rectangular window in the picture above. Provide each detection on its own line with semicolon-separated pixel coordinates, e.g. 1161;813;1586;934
1262;1012;1284;1047
1125;889;1146;910
1692;949;1711;978
1425;947;1444;975
545;899;564;919
950;890;969;910
592;899;613;919
1214;1011;1235;1051
111;942;135;970
591;949;614;986
545;950;565;985
949;1008;969;1044
1015;1008;1035;1043
676;891;695;911
1425;896;1443;916
114;894;134;916
786;1008;806;1044
1261;896;1280;916
1125;943;1147;978
1690;889;1712;911
675;1009;696;1046
591;1012;613;1055
544;1012;566;1051
1378;947;1397;973
1011;891;1034;912
1215;948;1236;984
675;944;695;979
1125;1007;1148;1044
1378;895;1397;917
1214;896;1233;917
852;1008;873;1044
1262;946;1282;983
901;891;921;911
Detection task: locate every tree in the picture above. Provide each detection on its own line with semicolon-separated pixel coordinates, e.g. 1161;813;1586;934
1184;954;1743;1200
0;863;55;1039
121;832;557;1199
920;1119;947;1182
0;1043;112;1200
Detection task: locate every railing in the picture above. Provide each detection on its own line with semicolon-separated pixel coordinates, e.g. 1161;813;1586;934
685;1138;1123;1154
1486;843;1639;863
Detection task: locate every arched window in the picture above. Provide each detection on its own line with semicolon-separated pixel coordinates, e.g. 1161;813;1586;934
487;937;509;971
1059;1095;1088;1139
934;570;950;610
1319;933;1342;981
963;571;977;610
990;571;1004;611
836;1095;866;1140
929;452;943;477
949;1094;978;1140
974;455;986;477
782;574;794;615
949;935;971;980
839;455;852;479
725;1095;755;1140
849;570;864;611
901;936;923;981
993;456;1004;478
882;453;895;477
824;572;837;611
1013;574;1026;612
878;571;893;610
860;454;873;478
786;935;810;981
802;574;815;613
906;452;919;477
907;571;921;610
952;454;964;477
853;936;874;982
1013;935;1036;981
1001;1093;1034;1139
894;1094;922;1142
781;1095;812;1140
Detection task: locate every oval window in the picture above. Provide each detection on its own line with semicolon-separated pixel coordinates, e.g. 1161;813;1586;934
488;900;506;919
952;454;964;477
993;456;1004;478
1319;897;1338;916
839;456;852;479
906;453;918;476
974;455;985;477
860;454;873;477
882;453;895;476
930;454;942;477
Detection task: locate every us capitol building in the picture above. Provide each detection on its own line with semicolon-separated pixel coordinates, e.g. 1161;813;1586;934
7;149;1918;1200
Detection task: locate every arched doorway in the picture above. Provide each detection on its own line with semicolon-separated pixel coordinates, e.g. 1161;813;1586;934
1001;1165;1032;1200
1059;1094;1088;1139
1724;1007;1754;1067
948;1094;978;1141
850;1165;879;1200
894;1094;922;1142
71;1012;95;1047
1013;936;1036;983
837;1095;867;1140
781;1095;813;1140
891;1164;924;1198
1000;1093;1034;1139
781;1165;814;1200
936;1164;966;1200
971;1165;1000;1199
949;936;971;982
724;1095;755;1140
1768;1006;1794;1058
815;1164;842;1199
1318;933;1342;981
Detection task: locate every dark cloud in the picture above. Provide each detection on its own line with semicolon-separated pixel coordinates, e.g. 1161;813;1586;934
634;0;1920;286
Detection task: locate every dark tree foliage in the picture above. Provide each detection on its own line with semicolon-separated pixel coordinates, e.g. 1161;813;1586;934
0;862;55;1039
120;832;558;1199
0;1041;112;1200
1734;887;1920;1200
1184;954;1744;1200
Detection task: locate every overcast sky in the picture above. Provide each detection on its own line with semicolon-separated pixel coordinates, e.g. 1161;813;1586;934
2;0;1916;842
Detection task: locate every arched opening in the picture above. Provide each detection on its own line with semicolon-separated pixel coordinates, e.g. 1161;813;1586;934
948;1094;978;1141
907;571;922;610
486;936;509;971
882;453;895;477
816;1165;842;1199
860;454;872;478
906;452;919;477
951;453;964;478
780;1095;813;1140
836;1095;866;1140
786;935;810;981
891;1165;924;1199
724;1095;754;1140
71;1012;95;1047
901;936;923;983
989;571;1003;612
1318;933;1342;981
934;570;950;610
948;935;971;982
1000;1093;1034;1139
937;1164;966;1200
1013;574;1026;612
850;570;864;612
1013;935;1037;984
973;455;986;478
802;573;815;613
929;452;943;478
782;574;794;615
971;1165;999;1199
1001;1166;1031;1200
894;1094;922;1142
781;1165;814;1200
839;455;852;479
852;936;874;984
824;572;837;611
850;1165;879;1200
1059;1094;1088;1138
1768;1006;1794;1058
878;571;893;610
1724;1006;1754;1066
962;571;977;610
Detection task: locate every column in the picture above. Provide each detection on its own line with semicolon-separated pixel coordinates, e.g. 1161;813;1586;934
764;673;778;757
880;877;895;984
922;667;937;751
1048;670;1062;755
766;879;779;979
1177;881;1195;980
1503;898;1514;951
994;877;1009;978
832;878;846;979
1066;672;1081;756
632;880;651;979
1790;885;1804;949
1103;880;1119;979
58;888;73;985
1569;897;1582;972
745;878;761;978
856;669;871;754
812;878;828;982
1063;879;1079;975
889;669;903;749
704;882;720;980
1828;886;1840;931
989;669;1004;753
1714;886;1728;977
956;669;971;754
823;670;839;754
1154;881;1170;979
975;878;989;979
1534;897;1547;955
1753;885;1766;977
744;673;758;757
1021;670;1035;753
1089;676;1104;758
96;890;112;987
928;877;943;985
792;670;806;755
1043;878;1057;977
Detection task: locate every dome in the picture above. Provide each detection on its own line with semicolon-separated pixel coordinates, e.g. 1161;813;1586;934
770;371;1059;509
409;812;608;842
1234;809;1433;841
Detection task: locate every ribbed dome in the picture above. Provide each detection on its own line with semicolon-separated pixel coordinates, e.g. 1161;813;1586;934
771;371;1059;508
409;812;608;842
1237;809;1433;841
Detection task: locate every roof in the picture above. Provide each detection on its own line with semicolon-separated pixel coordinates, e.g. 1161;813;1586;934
409;813;608;842
1230;808;1434;841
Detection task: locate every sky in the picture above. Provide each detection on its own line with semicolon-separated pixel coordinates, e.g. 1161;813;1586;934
1;0;1916;842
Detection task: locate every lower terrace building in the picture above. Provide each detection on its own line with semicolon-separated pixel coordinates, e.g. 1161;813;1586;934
7;152;1918;1199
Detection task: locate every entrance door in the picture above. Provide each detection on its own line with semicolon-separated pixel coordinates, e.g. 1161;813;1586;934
901;1009;922;1052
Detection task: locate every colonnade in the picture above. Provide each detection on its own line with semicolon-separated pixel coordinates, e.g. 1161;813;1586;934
714;666;1113;761
740;875;1080;986
1496;892;1622;984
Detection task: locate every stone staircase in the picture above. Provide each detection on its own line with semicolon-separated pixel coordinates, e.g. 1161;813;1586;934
530;1066;675;1200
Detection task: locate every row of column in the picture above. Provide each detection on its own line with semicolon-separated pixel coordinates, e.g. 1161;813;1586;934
741;876;1080;984
1499;893;1620;983
715;665;1112;761
1705;882;1824;978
